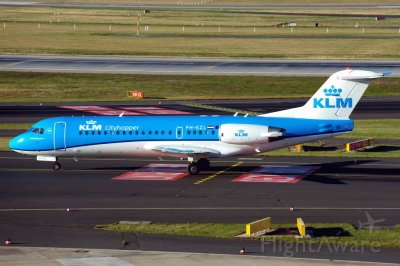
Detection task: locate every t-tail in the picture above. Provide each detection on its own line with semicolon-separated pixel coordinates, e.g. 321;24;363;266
261;69;389;120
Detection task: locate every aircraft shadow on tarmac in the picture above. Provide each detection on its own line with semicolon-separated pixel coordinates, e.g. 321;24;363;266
267;226;352;237
91;158;400;184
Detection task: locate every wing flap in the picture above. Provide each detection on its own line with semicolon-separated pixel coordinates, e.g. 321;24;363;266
151;145;221;158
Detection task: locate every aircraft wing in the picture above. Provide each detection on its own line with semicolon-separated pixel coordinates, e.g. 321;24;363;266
151;145;221;158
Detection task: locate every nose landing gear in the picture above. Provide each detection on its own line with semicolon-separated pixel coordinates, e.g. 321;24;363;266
52;162;61;170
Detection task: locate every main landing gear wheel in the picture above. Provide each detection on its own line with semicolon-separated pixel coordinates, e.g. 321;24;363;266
188;162;200;175
197;158;210;170
52;162;61;170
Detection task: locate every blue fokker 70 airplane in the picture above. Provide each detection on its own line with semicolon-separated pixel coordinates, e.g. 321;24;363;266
9;70;388;174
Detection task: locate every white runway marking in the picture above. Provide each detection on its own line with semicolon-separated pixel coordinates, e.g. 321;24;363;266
1;207;400;212
57;257;134;266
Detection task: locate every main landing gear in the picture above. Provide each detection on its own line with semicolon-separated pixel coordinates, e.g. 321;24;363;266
187;158;210;175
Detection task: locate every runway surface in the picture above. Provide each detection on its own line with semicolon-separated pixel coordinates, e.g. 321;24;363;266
1;1;400;9
0;97;398;125
0;153;400;262
1;55;400;76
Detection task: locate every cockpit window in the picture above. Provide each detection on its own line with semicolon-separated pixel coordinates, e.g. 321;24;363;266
30;128;44;134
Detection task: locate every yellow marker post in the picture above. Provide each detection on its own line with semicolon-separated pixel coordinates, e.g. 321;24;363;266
297;218;306;237
246;217;272;236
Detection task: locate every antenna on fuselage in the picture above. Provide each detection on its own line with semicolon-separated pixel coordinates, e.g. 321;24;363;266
233;112;238;116
244;113;249;117
119;112;124;117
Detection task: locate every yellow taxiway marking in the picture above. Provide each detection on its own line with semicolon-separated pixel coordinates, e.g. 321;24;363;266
194;162;243;185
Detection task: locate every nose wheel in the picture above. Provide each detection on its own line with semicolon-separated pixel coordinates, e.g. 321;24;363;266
52;162;61;170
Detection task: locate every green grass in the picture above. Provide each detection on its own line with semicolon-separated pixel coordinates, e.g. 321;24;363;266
340;119;400;140
95;223;244;238
266;223;400;249
0;137;11;151
0;123;32;130
0;72;399;102
1;6;400;58
264;143;400;158
95;222;400;249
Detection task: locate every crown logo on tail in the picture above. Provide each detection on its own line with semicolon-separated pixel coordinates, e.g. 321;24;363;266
324;85;342;97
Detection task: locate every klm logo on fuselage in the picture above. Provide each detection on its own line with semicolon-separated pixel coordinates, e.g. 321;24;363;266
79;120;102;131
313;86;352;109
235;129;248;137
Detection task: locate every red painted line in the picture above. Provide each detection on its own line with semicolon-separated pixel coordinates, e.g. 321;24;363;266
89;110;144;116
232;165;319;183
58;105;112;111
113;171;187;181
140;109;192;115
119;107;164;110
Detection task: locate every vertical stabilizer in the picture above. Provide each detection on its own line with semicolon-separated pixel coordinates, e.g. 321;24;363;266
261;70;388;120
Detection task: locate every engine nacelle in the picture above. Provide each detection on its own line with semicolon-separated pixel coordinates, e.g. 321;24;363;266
219;124;283;145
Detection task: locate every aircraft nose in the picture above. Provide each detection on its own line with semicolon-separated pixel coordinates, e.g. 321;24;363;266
9;135;25;151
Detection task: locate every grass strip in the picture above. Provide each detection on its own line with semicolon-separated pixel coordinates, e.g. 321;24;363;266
1;6;400;58
95;222;400;249
0;137;11;151
262;143;400;158
0;72;399;102
95;223;244;238
0;123;32;130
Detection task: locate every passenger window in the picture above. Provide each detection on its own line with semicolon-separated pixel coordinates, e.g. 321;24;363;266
104;131;108;135
142;131;145;135
85;131;89;135
161;130;165;135
39;128;44;134
98;131;101;135
199;130;202;135
136;130;139;135
187;130;191;135
123;131;126;135
155;130;158;135
92;131;95;135
211;130;215;135
79;131;82;135
193;130;196;135
149;130;152;135
116;131;120;135
169;130;172;135
129;131;132;135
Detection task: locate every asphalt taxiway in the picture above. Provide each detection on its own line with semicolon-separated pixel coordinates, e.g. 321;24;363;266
1;55;400;76
1;153;400;263
1;1;400;10
0;97;399;125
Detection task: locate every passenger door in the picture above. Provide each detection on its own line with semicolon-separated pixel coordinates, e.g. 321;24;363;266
54;122;66;151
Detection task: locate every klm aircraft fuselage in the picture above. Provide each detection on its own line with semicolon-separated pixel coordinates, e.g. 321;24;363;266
10;115;353;156
9;70;388;174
